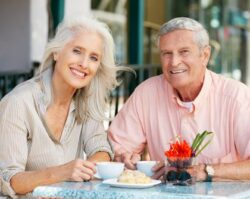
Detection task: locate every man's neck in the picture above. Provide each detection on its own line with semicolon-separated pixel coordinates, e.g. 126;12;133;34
176;82;203;102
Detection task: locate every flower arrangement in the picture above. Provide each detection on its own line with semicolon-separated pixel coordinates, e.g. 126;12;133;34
164;131;214;185
165;130;214;162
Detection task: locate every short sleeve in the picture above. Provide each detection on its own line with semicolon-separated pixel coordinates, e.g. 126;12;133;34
108;86;147;156
81;119;114;160
0;94;29;198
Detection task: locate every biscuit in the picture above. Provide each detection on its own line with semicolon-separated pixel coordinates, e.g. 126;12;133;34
118;169;152;184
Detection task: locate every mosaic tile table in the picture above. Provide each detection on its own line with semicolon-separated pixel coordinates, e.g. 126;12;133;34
33;180;250;199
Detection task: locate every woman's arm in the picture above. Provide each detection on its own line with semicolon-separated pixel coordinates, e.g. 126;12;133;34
88;151;111;162
12;151;110;195
82;119;114;160
10;159;96;195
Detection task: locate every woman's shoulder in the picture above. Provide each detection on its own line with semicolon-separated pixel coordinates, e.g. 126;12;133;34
0;76;40;104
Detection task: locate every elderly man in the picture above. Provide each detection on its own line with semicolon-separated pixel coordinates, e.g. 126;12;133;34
108;17;250;182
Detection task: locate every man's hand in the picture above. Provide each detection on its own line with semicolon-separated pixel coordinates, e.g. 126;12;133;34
186;164;207;182
115;152;141;170
151;161;165;179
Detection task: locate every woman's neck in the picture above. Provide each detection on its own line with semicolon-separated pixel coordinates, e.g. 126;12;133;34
51;72;76;107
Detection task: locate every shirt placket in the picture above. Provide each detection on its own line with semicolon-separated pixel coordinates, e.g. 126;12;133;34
179;107;198;145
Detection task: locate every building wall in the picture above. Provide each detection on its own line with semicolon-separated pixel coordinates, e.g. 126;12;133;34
31;0;48;63
64;0;91;18
144;0;167;64
145;0;166;24
0;0;31;73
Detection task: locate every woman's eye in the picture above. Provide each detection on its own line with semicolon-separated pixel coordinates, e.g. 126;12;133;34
90;56;98;62
73;49;81;54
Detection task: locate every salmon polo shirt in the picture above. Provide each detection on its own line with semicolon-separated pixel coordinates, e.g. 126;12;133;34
108;69;250;164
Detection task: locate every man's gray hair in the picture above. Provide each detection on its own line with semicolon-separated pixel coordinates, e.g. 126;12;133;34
157;17;209;49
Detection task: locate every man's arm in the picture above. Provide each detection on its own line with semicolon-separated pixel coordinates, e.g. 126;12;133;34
211;159;250;181
189;159;250;181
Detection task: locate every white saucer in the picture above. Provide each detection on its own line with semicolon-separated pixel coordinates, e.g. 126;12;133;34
102;178;161;188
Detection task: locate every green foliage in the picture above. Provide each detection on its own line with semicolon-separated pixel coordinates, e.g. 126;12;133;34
191;131;214;157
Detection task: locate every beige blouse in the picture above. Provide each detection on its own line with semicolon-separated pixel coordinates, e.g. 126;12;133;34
0;68;113;198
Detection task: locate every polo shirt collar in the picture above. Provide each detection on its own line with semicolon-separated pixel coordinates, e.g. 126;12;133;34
171;69;212;113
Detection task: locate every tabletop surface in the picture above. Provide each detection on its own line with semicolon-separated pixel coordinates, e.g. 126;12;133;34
33;180;250;199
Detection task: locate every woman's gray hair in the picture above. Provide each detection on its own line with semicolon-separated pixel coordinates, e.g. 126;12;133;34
38;15;128;123
157;17;209;50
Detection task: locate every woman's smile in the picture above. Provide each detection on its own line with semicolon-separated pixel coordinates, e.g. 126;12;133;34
69;67;88;79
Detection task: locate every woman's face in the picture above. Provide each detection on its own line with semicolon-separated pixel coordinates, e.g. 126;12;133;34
53;31;103;91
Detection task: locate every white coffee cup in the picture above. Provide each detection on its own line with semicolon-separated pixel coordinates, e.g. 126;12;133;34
96;162;124;180
136;161;157;177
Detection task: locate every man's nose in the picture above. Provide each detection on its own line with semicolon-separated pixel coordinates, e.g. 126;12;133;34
171;54;181;66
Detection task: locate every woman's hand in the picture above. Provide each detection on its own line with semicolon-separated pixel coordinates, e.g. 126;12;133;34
60;159;96;181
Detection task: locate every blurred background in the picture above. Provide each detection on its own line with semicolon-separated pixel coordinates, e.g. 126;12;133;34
1;0;250;116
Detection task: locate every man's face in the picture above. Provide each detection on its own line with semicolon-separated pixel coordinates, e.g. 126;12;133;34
159;29;210;91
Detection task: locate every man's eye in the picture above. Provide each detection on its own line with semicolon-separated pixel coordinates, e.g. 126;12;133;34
162;52;172;57
181;50;189;55
73;49;81;54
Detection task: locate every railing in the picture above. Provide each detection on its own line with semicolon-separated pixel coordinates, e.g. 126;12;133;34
108;64;161;119
144;21;161;64
0;70;35;99
0;64;162;120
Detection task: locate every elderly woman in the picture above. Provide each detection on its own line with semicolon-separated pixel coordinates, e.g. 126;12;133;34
0;16;125;198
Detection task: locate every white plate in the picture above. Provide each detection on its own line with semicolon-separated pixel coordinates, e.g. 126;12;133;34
102;178;161;188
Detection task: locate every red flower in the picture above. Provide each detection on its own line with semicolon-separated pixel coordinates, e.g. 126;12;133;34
165;140;192;161
165;131;214;161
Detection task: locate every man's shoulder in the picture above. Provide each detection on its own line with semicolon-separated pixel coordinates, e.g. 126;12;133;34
210;70;250;100
135;74;164;91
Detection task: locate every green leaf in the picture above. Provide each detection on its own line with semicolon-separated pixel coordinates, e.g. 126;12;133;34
193;131;209;151
191;131;214;155
191;133;200;149
195;136;213;156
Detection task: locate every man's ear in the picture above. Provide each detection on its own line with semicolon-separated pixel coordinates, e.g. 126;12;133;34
202;45;211;67
53;52;58;61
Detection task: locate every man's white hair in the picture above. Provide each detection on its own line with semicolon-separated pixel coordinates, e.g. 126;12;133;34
157;17;209;50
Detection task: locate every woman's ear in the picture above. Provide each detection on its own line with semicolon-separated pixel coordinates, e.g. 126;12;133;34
53;52;58;61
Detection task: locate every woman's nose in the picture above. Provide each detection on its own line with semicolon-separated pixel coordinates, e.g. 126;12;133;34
79;57;88;68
